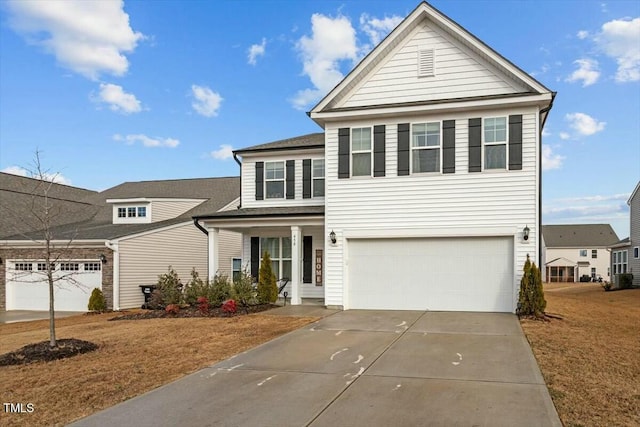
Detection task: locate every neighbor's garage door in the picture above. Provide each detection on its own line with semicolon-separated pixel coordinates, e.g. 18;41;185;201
348;237;514;312
6;261;102;311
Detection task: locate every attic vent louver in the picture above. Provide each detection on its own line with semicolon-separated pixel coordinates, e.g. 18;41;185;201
418;48;435;77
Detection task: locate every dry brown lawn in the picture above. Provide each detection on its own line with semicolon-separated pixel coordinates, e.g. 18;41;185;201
0;311;318;427
521;283;640;427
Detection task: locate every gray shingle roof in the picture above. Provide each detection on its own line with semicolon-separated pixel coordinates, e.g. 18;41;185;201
2;176;240;241
234;133;324;154
194;205;324;219
0;172;99;238
542;224;620;248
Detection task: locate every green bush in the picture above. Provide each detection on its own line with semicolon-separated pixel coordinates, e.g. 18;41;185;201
156;266;183;305
257;251;278;304
517;254;546;317
232;268;256;309
87;288;107;312
617;273;634;289
210;273;232;306
184;269;208;306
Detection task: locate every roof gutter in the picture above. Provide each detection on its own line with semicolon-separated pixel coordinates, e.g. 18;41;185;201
233;152;242;209
538;92;556;267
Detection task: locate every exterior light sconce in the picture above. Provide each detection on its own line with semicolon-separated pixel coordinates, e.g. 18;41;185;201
329;230;337;244
99;254;107;263
523;225;530;241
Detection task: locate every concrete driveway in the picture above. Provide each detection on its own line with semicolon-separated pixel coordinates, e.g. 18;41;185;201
71;310;561;427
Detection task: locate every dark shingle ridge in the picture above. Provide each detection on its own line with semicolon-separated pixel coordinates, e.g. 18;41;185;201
234;133;324;154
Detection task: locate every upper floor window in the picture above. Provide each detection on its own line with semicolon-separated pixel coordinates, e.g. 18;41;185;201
265;161;285;199
313;159;325;197
118;207;126;218
352;127;372;176
591;249;597;259
412;122;440;173
118;206;147;218
634;247;639;259
484;117;507;169
138;207;147;217
579;249;587;257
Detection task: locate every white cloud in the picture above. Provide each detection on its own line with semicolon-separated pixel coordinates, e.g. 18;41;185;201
210;145;233;160
359;13;403;47
191;85;223;117
95;83;142;114
565;112;606;136
248;38;266;65
113;133;179;148
559;132;571;140
577;30;589;39
541;128;551;137
5;0;144;80
1;165;71;184
595;17;640;82
292;13;358;110
566;59;600;86
554;193;630;203
541;145;565;171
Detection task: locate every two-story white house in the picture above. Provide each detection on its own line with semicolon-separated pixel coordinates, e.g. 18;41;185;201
195;2;555;312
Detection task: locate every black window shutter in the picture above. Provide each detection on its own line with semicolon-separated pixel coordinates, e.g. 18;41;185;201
373;125;386;177
468;118;482;172
338;128;350;179
286;160;295;199
397;123;410;176
442;120;456;174
303;236;313;283
250;237;259;281
302;159;311;199
508;115;523;170
255;162;264;200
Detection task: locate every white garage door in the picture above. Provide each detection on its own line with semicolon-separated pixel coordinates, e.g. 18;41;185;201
6;261;102;311
348;237;514;312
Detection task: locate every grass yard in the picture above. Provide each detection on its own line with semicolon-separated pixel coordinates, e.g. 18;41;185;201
0;311;318;427
521;283;640;427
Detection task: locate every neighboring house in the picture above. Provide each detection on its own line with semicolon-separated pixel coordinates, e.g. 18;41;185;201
0;176;240;312
610;181;640;287
194;2;555;312
542;224;619;283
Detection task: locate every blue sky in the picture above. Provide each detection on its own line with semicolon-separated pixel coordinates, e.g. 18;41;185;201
0;0;638;237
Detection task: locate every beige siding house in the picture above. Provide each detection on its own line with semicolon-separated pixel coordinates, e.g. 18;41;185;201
1;177;240;312
610;181;640;288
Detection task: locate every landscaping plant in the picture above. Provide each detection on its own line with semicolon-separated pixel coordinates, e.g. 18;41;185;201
87;288;107;312
165;304;180;315
197;296;210;314
184;268;208;306
210;273;232;305
257;251;278;303
222;299;237;314
517;254;546;317
232;268;256;311
156;266;183;305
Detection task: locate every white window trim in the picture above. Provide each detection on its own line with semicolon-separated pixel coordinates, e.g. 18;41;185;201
634;246;639;259
482;116;508;171
612;250;628;275
113;203;151;224
410;121;442;174
312;158;325;198
265;161;285;199
351;127;372;177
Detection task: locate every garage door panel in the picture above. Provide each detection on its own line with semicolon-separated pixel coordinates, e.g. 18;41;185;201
348;237;514;312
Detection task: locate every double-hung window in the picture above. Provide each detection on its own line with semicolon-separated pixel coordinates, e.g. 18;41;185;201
313;159;325;197
118;207;127;218
265;161;285;199
137;207;147;218
613;250;628;274
412;122;440;173
592;249;597;259
484;117;507;169
352;128;372;176
260;237;292;280
232;258;242;283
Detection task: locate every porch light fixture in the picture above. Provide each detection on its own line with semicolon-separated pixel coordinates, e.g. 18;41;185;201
329;230;337;244
99;254;107;263
523;225;530;241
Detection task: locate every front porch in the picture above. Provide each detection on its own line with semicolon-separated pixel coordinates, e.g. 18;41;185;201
194;206;326;306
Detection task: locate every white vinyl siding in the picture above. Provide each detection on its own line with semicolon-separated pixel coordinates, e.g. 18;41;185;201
342;20;527;109
151;200;204;222
117;223;241;309
240;150;325;208
323;108;539;309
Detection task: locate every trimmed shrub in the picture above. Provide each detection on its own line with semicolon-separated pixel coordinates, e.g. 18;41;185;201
157;266;183;305
87;288;107;312
209;273;232;306
165;304;180;315
232;268;256;309
257;251;278;304
517;254;547;317
222;299;237;314
197;296;210;314
617;273;634;289
184;269;208;306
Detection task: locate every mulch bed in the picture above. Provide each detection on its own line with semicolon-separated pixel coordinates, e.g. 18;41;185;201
0;338;98;366
109;304;277;321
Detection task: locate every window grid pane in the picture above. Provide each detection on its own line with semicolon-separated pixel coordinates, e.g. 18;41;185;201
313;178;325;197
352;153;371;176
484;144;506;169
413;149;440;173
137;207;146;217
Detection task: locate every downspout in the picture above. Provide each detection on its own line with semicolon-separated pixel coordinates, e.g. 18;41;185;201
538;92;557;266
193;218;208;236
233;152;242;209
105;241;120;311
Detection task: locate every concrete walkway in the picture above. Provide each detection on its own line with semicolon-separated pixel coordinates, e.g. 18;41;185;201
71;310;561;427
0;310;84;324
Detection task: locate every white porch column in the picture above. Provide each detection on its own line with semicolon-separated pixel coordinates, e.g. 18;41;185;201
207;227;219;281
291;226;302;305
